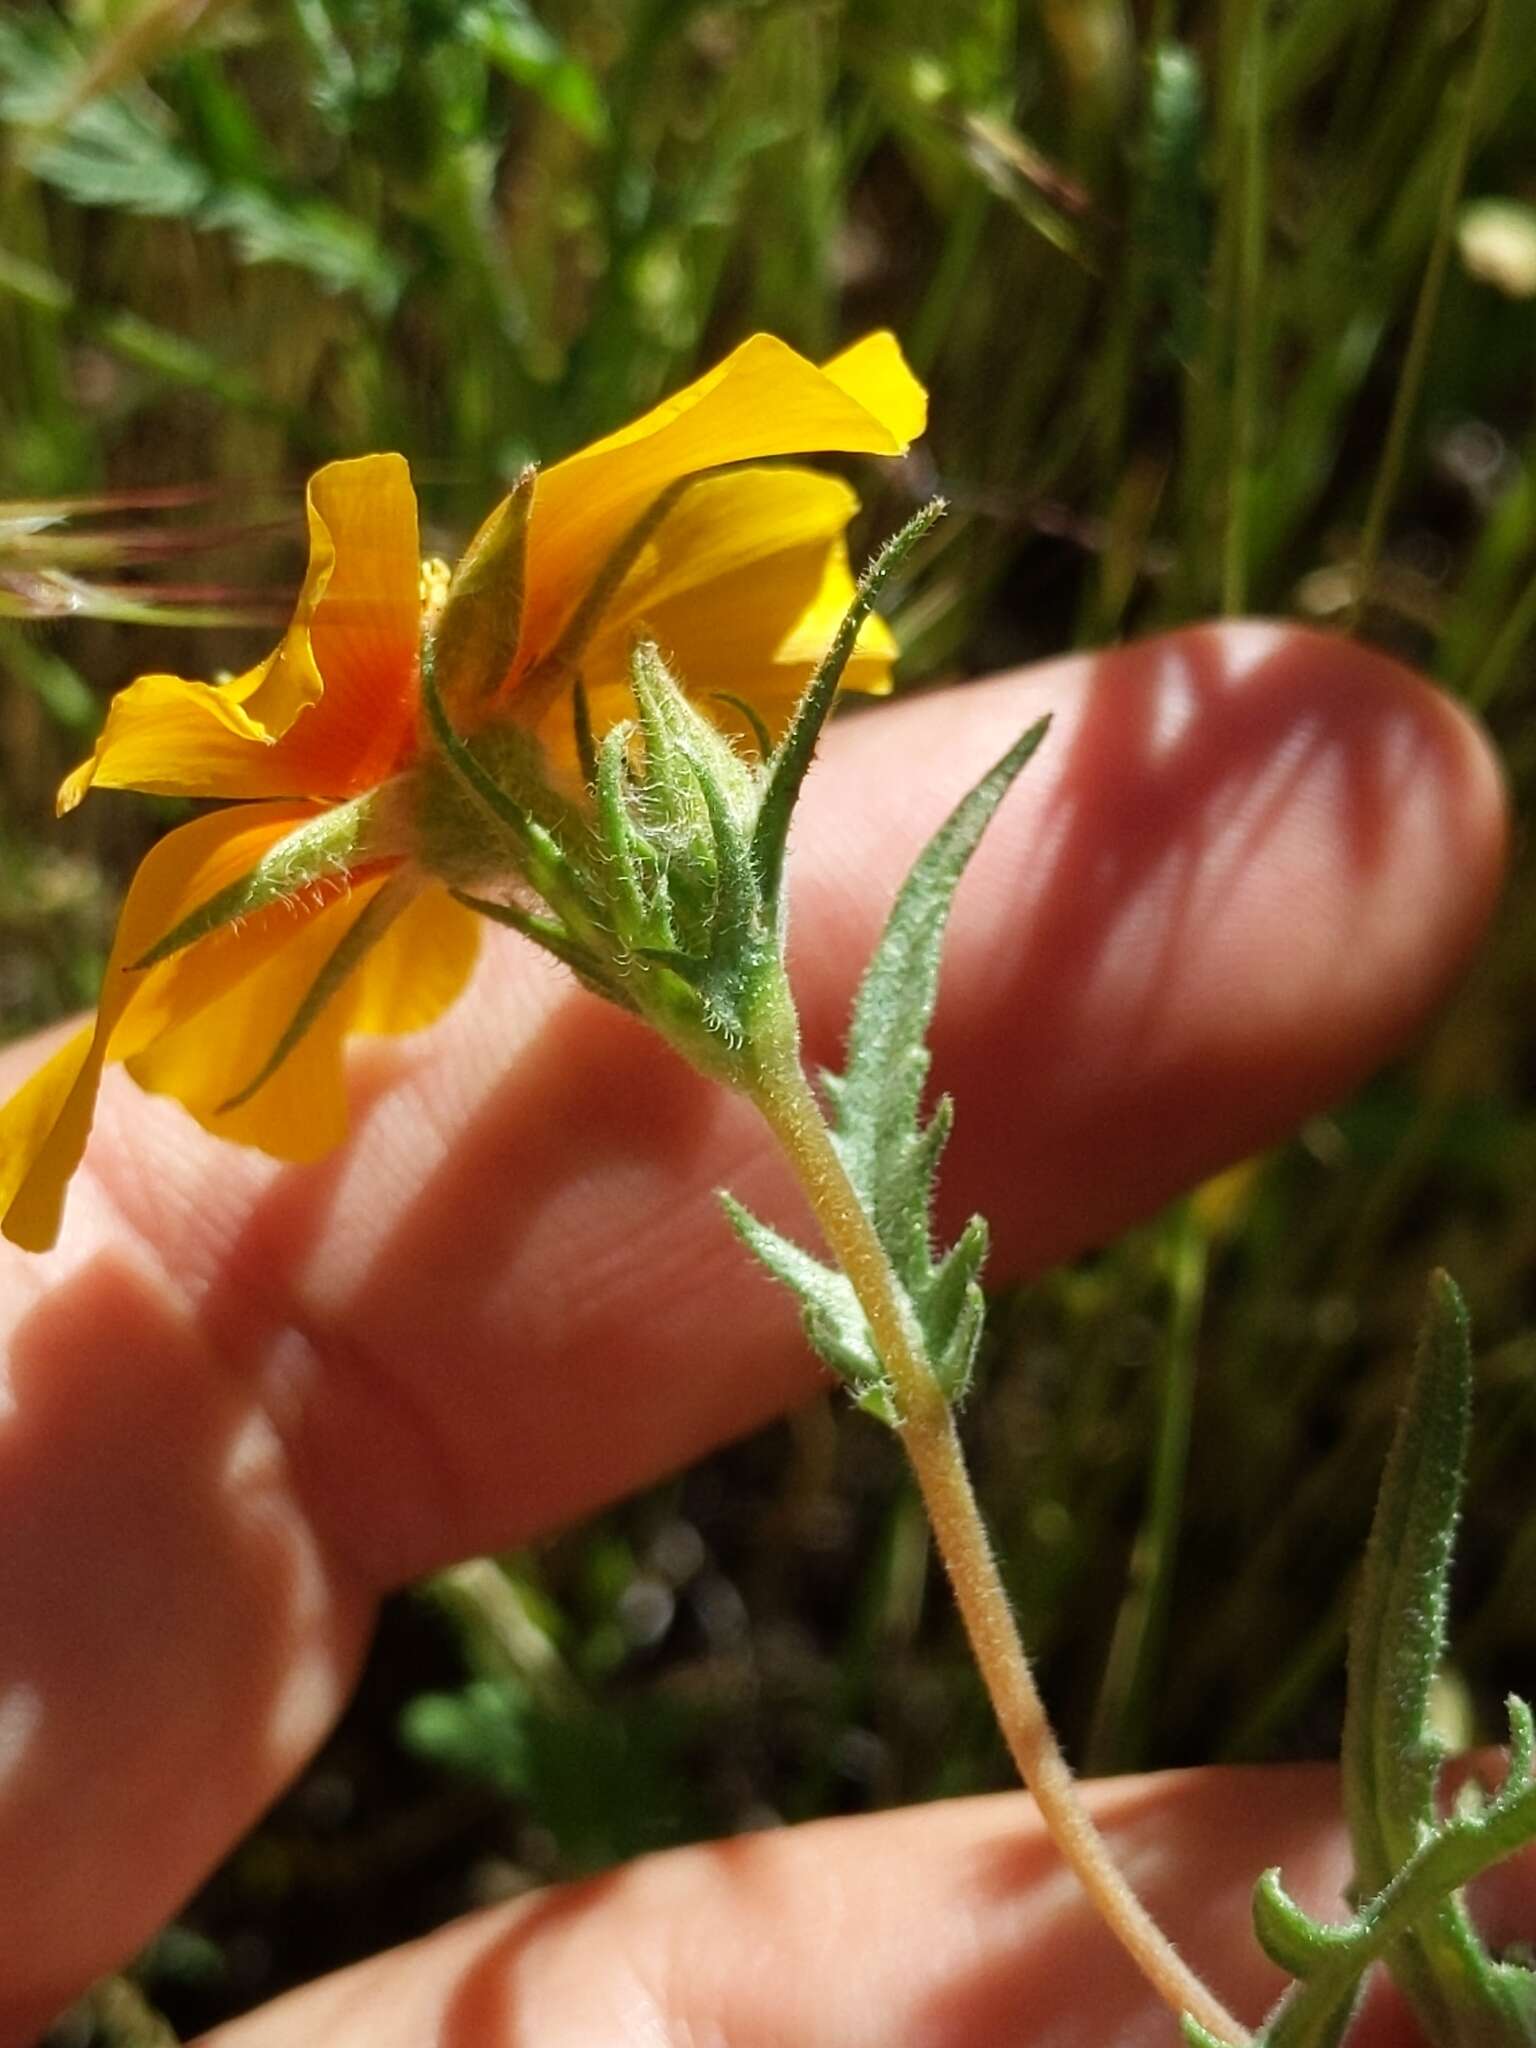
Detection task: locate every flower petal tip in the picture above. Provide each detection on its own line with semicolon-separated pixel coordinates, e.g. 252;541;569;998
823;331;928;449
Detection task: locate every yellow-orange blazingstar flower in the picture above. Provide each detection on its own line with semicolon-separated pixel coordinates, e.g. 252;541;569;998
0;331;925;1251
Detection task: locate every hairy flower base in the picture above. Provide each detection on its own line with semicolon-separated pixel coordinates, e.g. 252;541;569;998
0;331;926;1250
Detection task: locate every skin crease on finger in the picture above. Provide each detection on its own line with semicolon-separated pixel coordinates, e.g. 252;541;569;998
0;622;1509;2040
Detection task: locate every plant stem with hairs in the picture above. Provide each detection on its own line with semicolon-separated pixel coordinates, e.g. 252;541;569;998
746;1048;1251;2047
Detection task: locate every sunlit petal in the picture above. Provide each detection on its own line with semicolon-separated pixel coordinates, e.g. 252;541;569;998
56;658;318;812
517;332;925;676
562;467;896;757
599;466;862;619
0;801;324;1249
0;1028;95;1251
820;331;929;446
59;454;421;810
348;883;481;1037
125;878;477;1155
280;453;424;795
124;876;391;1160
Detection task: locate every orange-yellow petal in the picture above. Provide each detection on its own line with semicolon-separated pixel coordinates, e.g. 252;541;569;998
821;331;929;447
596;465;864;622
60;454;422;811
0;801;326;1249
347;883;481;1038
56;659;320;813
0;1027;97;1251
288;454;424;794
125;879;479;1158
566;466;896;755
123;874;390;1161
516;331;925;676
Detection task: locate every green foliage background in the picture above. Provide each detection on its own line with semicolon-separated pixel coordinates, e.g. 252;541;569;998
3;0;1535;2036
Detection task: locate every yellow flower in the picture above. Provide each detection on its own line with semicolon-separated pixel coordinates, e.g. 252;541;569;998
0;331;926;1251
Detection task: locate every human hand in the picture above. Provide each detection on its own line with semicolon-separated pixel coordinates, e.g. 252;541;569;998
0;623;1509;2046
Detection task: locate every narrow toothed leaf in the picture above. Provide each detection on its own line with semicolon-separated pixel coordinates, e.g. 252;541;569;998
133;788;405;970
1345;1271;1472;1888
837;718;1049;1186
721;1194;890;1411
733;721;1048;1423
826;718;1048;1409
754;498;946;907
433;468;534;711
1342;1272;1536;2044
219;868;417;1113
1344;1267;1470;2026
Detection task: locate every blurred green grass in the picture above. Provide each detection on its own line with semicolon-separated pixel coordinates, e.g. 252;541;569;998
4;0;1536;2037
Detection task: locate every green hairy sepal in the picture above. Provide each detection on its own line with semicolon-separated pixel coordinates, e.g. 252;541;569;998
125;778;422;1109
415;496;946;1084
432;468;534;719
413;483;1037;1419
1184;1275;1536;2048
726;716;1049;1420
130;780;415;970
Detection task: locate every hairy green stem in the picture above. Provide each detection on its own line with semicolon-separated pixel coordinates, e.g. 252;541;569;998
748;1049;1250;2047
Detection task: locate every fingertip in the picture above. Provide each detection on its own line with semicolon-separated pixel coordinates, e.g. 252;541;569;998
1211;622;1508;1035
798;622;1508;1273
186;1768;1357;2047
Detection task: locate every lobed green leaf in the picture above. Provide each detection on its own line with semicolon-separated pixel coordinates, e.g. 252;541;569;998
823;717;1049;1404
1338;1271;1536;2042
720;1195;893;1419
729;719;1047;1417
1227;1275;1536;2048
1344;1270;1472;1893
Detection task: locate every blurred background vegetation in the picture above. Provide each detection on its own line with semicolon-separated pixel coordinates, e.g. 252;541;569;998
3;0;1535;2037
